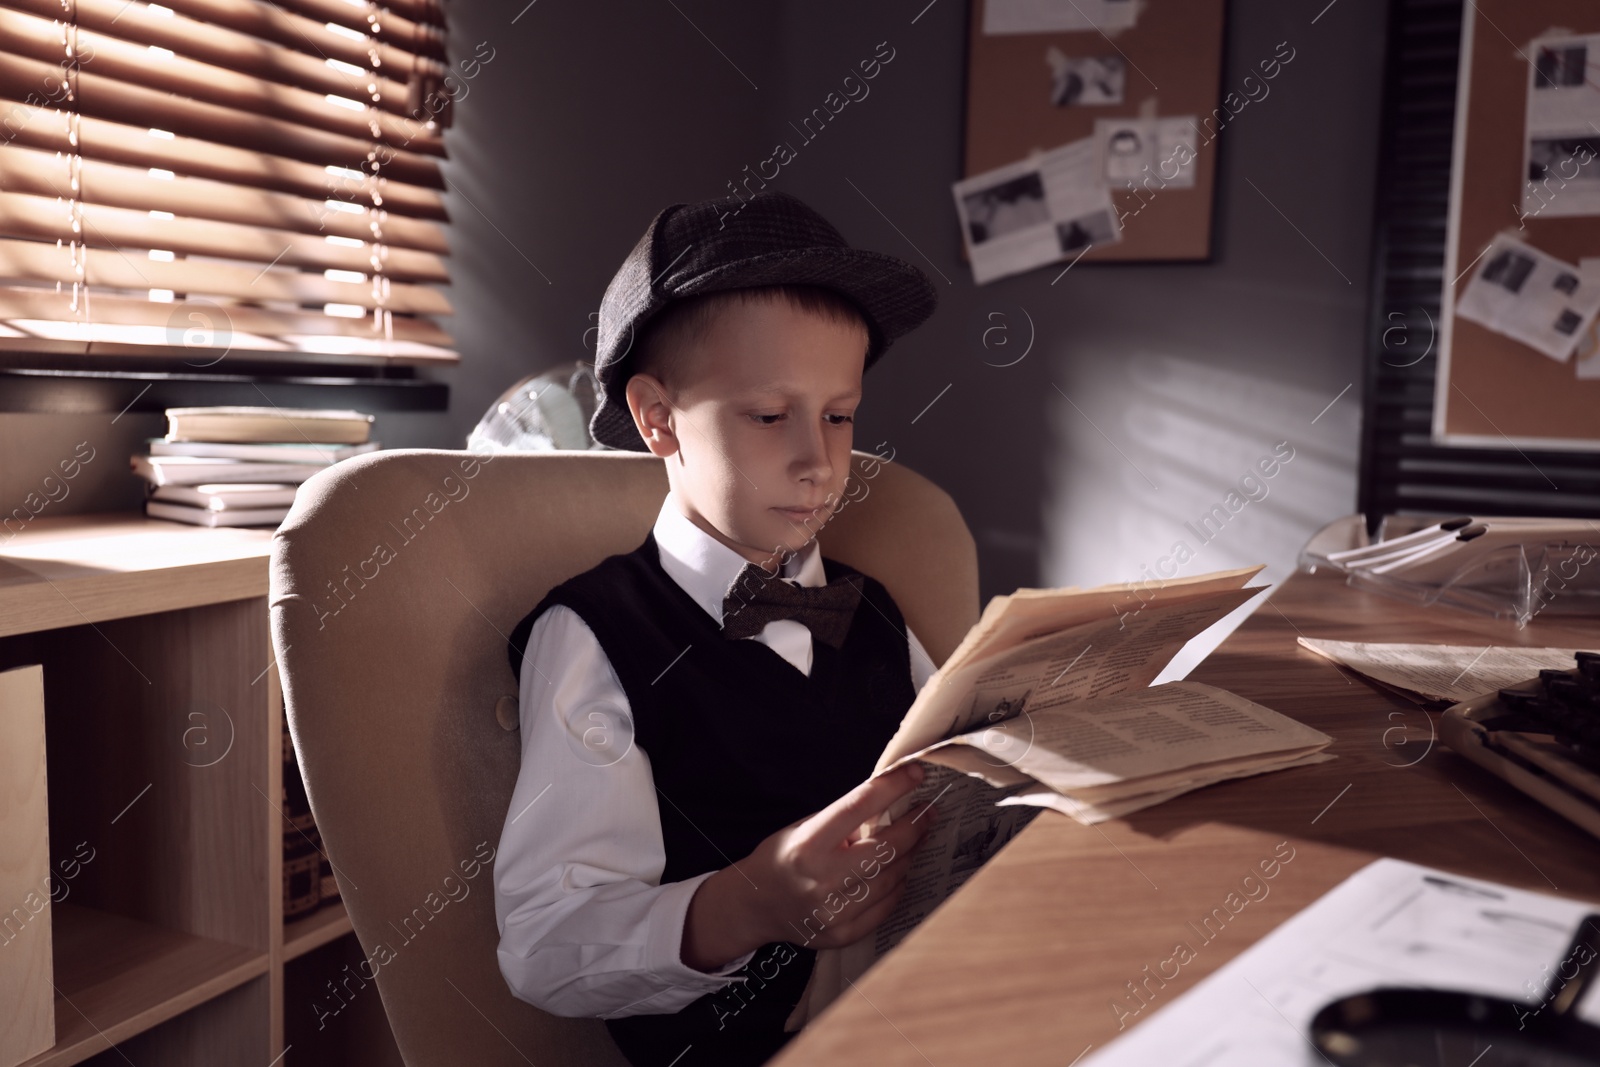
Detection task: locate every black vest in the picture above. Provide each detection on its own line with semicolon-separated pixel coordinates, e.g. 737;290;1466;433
507;532;917;1066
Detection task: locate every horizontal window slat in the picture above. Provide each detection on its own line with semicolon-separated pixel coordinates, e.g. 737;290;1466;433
0;192;448;282
0;236;453;315
265;0;445;62
367;0;444;29
120;0;438;78
0;0;424;120
0;105;447;219
0;10;446;157
0;53;445;183
0;285;455;348
1;145;450;253
0;334;458;366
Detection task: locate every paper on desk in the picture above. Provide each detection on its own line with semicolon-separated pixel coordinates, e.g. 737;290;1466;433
1081;858;1600;1067
1297;637;1591;705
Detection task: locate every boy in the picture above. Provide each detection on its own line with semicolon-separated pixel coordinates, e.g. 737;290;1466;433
495;190;943;1066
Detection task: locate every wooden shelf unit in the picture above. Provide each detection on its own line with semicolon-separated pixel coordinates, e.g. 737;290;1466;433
0;512;399;1066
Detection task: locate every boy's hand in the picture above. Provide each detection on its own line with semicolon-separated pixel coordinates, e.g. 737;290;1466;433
681;763;940;970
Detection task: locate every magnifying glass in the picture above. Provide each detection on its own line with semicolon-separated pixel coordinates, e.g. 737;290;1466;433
1310;913;1600;1065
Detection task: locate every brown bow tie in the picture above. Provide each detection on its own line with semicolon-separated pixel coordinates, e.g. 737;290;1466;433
721;560;863;649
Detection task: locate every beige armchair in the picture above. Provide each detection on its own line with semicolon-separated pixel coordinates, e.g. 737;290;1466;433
268;448;978;1065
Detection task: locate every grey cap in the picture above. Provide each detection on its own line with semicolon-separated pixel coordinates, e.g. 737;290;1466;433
589;190;938;451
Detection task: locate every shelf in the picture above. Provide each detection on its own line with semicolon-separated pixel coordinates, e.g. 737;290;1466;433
0;512;274;638
0;512;396;1062
22;903;267;1067
285;901;353;962
0;364;449;416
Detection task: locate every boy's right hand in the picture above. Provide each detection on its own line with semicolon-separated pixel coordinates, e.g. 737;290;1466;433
682;762;940;970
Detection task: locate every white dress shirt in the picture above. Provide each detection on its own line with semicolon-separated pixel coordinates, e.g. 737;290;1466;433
493;492;936;1018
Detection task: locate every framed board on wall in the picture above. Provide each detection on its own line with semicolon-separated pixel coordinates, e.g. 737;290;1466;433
958;0;1230;276
1436;0;1600;450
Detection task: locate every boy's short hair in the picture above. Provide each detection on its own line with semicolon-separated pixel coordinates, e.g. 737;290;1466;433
629;284;870;393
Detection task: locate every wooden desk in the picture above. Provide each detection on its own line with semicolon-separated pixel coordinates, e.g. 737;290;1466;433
771;570;1600;1066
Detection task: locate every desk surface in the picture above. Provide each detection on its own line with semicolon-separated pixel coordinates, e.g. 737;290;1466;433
771;570;1600;1066
0;512;273;637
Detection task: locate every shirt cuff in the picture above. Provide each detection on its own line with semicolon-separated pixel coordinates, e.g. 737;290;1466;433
645;870;759;986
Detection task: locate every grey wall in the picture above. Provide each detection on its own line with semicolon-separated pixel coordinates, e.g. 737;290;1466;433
0;0;1387;674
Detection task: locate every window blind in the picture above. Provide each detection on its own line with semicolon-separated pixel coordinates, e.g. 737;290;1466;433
0;0;457;365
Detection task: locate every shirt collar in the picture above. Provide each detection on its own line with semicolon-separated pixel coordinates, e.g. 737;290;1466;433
652;490;825;624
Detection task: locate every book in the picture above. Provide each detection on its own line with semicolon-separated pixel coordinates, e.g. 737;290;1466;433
148;483;301;511
788;567;1335;1030
164;406;374;445
131;454;325;487
148;439;380;464
145;500;290;527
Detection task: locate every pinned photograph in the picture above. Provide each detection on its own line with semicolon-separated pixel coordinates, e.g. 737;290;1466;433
961;174;1050;245
1057;210;1118;253
1047;50;1124;107
1096;117;1199;190
1455;235;1600;362
1521;34;1600;218
1528;137;1600;186
1535;41;1587;88
952;136;1123;285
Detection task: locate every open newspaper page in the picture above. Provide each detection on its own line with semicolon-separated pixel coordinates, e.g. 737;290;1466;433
916;681;1334;819
785;567;1271;1030
872;566;1265;776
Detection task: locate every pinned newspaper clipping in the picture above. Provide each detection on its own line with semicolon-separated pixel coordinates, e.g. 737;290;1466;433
1522;33;1600;221
1454;233;1600;362
952;138;1124;285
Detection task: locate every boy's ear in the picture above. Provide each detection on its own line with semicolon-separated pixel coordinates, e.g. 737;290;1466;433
624;372;681;458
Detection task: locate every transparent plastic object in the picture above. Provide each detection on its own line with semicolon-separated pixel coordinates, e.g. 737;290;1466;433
467;361;603;453
1297;514;1600;628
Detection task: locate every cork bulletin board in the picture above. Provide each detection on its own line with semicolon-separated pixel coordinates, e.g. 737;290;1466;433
1436;0;1600;449
960;0;1228;265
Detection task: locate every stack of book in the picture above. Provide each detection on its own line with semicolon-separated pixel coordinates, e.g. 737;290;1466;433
132;406;378;527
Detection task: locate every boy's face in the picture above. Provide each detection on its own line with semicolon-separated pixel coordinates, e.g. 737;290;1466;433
624;294;868;568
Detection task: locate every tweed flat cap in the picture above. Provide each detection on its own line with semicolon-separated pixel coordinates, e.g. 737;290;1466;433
588;190;938;451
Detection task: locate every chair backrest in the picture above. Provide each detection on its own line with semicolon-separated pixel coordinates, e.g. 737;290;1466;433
268;448;978;1066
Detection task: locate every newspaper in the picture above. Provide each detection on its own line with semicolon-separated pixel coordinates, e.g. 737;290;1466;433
1521;33;1600;219
785;567;1338;1030
951;136;1122;286
1297;637;1592;705
1453;233;1600;362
